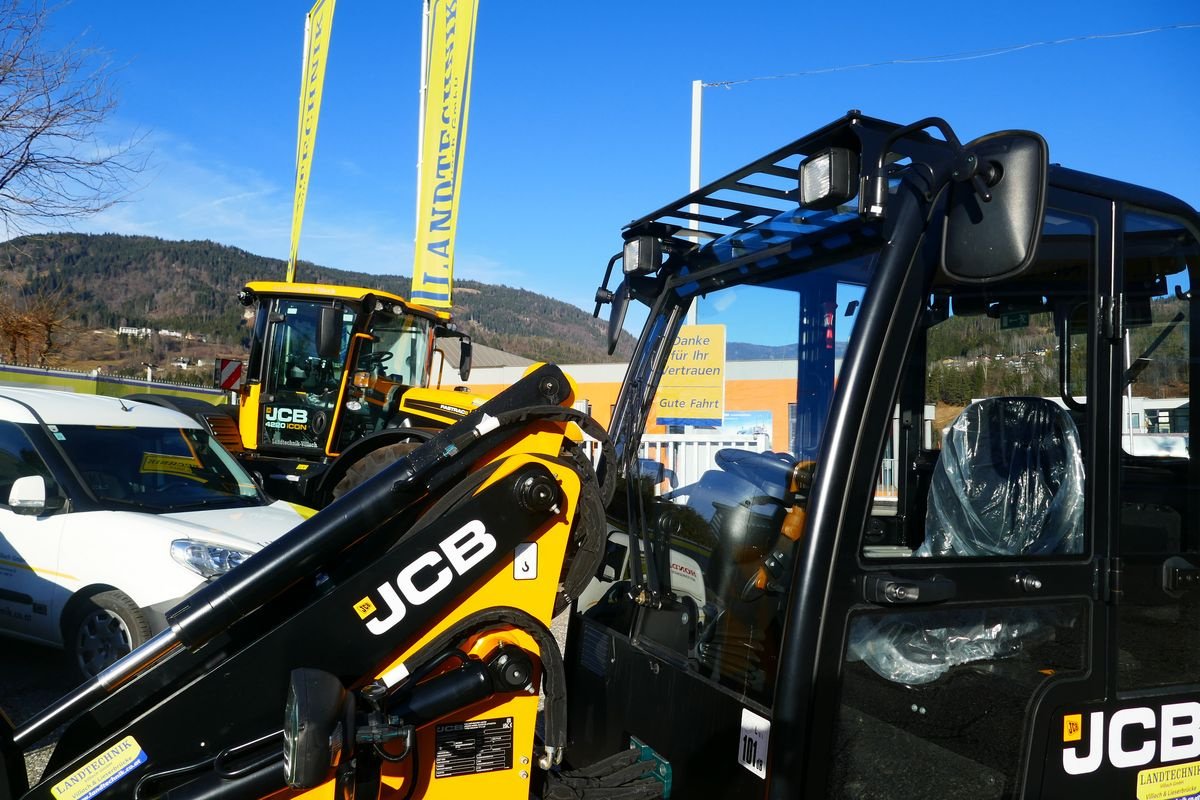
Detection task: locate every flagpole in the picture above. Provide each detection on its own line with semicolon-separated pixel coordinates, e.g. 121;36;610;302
414;0;431;259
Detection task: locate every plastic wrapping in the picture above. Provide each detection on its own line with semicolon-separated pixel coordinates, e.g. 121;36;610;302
921;397;1084;557
847;609;1048;685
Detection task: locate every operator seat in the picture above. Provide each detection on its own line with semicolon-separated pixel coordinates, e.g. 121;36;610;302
921;396;1084;557
849;397;1085;684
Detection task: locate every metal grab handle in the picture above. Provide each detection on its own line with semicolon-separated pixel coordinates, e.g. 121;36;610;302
862;574;956;606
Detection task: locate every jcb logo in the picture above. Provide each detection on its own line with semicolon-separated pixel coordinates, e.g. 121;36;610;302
1062;702;1200;774
355;521;496;636
264;407;309;430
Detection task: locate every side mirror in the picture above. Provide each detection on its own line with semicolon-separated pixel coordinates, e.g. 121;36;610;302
9;475;63;516
316;306;342;361
606;281;630;355
283;668;351;790
941;131;1048;283
458;337;472;381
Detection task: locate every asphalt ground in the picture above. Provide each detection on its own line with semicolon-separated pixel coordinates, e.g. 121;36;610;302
1;639;78;787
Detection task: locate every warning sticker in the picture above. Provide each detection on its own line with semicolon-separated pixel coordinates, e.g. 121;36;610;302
1136;760;1200;800
435;717;514;778
51;736;147;800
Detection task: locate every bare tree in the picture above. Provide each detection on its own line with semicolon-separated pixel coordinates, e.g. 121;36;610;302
0;0;141;234
0;284;72;364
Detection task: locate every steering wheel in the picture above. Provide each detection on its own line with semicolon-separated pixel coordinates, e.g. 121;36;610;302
357;351;393;370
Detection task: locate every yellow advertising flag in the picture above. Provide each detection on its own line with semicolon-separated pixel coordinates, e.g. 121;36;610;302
412;0;479;308
287;0;337;283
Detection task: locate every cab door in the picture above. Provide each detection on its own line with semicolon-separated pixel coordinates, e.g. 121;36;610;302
813;193;1111;799
0;421;68;644
1035;203;1200;797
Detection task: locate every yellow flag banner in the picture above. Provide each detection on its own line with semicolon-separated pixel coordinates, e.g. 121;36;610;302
412;0;479;308
287;0;337;283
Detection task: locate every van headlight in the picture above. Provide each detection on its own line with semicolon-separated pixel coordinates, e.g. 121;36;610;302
171;540;254;578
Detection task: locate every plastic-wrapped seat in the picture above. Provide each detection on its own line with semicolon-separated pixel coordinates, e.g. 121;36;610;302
849;397;1084;684
920;396;1084;557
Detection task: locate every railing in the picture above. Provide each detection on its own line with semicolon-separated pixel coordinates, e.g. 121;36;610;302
638;432;771;490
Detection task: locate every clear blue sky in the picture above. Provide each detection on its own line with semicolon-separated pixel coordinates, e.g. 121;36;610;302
36;1;1200;313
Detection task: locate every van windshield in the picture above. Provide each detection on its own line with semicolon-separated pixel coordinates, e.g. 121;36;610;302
55;425;265;512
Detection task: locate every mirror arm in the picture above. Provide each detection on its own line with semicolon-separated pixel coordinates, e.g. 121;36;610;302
593;252;622;317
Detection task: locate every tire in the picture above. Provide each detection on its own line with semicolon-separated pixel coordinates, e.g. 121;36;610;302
329;441;421;502
64;590;152;680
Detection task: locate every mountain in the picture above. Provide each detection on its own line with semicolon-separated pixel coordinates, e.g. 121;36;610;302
0;233;634;373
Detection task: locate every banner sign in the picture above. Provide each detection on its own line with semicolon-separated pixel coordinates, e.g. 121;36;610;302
287;0;337;283
655;324;726;427
412;0;479;308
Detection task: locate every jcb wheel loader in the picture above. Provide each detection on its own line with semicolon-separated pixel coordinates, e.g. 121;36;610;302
5;111;1200;799
136;281;482;508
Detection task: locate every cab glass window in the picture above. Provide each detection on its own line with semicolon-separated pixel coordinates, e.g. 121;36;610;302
586;250;875;708
1115;209;1199;690
864;209;1095;560
831;208;1097;799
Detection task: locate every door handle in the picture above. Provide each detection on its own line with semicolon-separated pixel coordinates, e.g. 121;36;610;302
862;574;956;606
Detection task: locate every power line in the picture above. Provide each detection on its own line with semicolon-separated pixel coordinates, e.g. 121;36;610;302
704;23;1200;89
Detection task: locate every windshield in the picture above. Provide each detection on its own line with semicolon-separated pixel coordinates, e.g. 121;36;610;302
362;311;434;386
597;238;880;705
56;424;265;512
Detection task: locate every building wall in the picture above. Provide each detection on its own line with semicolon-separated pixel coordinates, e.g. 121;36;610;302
467;361;799;450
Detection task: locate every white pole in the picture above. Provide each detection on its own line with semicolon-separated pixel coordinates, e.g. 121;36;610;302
687;79;702;326
414;1;431;251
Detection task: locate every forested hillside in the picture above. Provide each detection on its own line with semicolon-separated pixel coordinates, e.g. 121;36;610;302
0;233;633;373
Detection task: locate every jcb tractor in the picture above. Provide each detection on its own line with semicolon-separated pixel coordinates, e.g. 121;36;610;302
4;111;1199;800
143;281;480;507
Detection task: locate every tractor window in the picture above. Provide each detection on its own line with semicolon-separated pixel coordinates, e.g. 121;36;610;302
363;312;434;387
1115;209;1199;690
587;252;875;708
864;208;1096;560
831;207;1097;799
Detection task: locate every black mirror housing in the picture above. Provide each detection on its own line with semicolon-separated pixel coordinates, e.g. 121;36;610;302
606;281;631;356
316;306;342;361
941;131;1048;283
459;338;473;381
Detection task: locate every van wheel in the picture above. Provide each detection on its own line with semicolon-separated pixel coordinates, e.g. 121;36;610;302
330;442;421;502
65;590;151;680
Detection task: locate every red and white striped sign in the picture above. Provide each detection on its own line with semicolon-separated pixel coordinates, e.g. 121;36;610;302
216;358;244;391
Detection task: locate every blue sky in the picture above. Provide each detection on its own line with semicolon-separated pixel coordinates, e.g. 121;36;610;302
34;1;1200;313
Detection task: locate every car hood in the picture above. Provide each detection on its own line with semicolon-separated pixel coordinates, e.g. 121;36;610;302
145;500;313;551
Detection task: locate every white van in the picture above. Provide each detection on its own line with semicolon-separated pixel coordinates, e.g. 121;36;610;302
0;388;312;678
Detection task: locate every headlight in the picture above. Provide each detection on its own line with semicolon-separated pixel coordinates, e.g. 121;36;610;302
171;539;254;578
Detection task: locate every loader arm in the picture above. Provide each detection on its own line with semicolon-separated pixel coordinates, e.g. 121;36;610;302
3;364;617;800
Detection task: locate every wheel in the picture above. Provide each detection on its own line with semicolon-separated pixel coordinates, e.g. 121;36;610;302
329;441;421;502
65;590;152;680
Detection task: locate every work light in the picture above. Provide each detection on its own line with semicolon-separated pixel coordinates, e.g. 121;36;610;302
799;148;858;211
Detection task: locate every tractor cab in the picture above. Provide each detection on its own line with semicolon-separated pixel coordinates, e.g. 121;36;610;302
234;282;477;502
581;111;1200;799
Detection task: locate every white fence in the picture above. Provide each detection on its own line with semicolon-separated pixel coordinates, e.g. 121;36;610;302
638;432;771;490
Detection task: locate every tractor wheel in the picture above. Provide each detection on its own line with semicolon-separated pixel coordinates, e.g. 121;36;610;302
329;441;422;502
